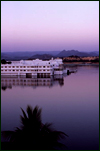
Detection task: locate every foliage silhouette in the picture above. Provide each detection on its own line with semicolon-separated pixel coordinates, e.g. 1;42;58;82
2;105;68;150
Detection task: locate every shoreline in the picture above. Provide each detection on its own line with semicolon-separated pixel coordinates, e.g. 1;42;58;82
63;62;99;67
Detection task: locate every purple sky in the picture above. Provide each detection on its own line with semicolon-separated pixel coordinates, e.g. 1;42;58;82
1;1;99;52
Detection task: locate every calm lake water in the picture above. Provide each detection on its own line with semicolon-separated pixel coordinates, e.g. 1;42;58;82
1;65;99;150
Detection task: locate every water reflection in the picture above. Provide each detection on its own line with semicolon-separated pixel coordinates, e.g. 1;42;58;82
1;66;99;150
1;75;65;90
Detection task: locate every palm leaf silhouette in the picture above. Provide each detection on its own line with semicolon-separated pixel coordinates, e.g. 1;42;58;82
2;105;68;150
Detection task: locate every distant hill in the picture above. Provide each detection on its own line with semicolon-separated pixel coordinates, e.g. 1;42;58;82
28;54;55;60
1;51;60;61
57;50;99;57
87;51;99;56
1;50;99;61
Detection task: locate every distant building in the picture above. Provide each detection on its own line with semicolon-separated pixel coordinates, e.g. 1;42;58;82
1;58;66;77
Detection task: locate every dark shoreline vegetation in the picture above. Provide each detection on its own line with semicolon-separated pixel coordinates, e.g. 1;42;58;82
1;56;99;65
1;59;12;64
1;105;68;150
63;56;99;63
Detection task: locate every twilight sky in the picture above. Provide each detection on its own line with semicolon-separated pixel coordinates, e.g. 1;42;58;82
1;1;99;52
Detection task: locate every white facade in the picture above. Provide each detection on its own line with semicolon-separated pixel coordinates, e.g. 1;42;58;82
1;58;65;77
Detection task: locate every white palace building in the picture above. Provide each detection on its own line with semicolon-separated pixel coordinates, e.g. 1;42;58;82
1;58;67;77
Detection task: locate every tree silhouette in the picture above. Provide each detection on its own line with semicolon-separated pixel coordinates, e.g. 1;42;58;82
2;105;68;150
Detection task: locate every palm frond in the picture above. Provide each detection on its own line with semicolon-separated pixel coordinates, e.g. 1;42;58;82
26;105;33;119
36;108;42;122
1;105;68;150
15;127;21;132
1;131;14;141
20;115;28;126
32;106;42;123
50;130;68;140
52;141;68;150
55;131;69;138
20;107;27;119
41;122;53;133
32;106;38;116
44;122;52;127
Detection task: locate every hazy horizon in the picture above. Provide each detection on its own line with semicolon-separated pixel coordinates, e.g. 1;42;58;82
1;50;99;53
1;1;99;52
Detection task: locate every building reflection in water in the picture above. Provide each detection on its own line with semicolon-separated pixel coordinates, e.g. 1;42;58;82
1;74;66;90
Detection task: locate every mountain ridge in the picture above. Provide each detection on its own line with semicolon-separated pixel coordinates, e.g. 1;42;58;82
1;50;99;61
57;50;99;57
